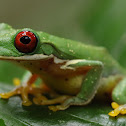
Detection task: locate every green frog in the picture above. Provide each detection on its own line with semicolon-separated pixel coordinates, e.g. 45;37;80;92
0;23;125;117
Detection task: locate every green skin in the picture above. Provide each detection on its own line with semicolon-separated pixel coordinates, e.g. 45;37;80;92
0;23;126;108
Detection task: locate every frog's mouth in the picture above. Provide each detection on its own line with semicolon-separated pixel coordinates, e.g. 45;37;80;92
0;54;54;61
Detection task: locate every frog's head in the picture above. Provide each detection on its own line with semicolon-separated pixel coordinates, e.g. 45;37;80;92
0;23;54;61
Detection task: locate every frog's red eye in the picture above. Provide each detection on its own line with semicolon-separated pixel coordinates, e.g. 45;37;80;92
14;31;38;53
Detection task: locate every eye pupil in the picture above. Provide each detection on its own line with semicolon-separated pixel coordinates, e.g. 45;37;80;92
20;36;31;44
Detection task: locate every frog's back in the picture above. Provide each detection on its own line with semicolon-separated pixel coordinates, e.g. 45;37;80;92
37;31;125;77
0;23;124;77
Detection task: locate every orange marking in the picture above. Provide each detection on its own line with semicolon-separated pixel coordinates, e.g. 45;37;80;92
27;74;38;85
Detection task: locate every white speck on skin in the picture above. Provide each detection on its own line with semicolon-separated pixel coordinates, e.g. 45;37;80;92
67;43;70;48
69;50;74;53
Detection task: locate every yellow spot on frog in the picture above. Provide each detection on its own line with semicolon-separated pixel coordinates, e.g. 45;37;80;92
13;78;20;86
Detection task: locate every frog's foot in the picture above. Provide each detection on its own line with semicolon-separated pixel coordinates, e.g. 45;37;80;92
0;85;33;106
108;102;126;117
48;105;69;112
0;83;48;106
0;83;61;107
0;78;21;99
33;95;71;110
0;86;22;99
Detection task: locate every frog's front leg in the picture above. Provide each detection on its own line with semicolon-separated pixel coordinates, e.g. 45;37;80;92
20;71;38;106
0;71;49;106
43;59;103;111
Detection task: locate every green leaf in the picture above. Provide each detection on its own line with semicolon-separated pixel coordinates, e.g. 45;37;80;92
0;83;126;126
0;61;25;84
0;119;6;126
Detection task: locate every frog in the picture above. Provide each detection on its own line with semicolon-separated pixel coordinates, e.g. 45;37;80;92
0;23;126;117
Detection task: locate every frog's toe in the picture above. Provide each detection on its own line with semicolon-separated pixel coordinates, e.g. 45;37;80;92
39;95;71;106
0;78;22;99
0;93;14;99
48;105;69;112
22;100;32;106
108;109;120;117
33;95;48;105
108;102;126;117
0;87;21;99
13;78;21;86
0;84;33;106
